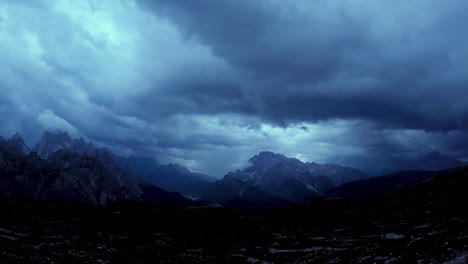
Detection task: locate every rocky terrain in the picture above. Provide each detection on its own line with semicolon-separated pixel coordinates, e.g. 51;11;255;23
201;174;292;207
204;151;369;202
6;132;30;154
0;132;467;263
0;132;193;206
0;165;466;263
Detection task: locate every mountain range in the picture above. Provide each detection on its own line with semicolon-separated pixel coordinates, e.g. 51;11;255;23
0;132;194;206
202;151;370;203
121;157;215;198
1;131;466;207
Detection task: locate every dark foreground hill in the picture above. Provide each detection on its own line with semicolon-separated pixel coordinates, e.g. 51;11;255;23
325;170;435;199
0;165;466;263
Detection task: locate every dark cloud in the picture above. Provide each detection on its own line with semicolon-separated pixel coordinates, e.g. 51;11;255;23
1;0;468;176
138;0;468;131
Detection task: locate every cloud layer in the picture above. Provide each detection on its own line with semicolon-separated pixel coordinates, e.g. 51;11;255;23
1;0;468;176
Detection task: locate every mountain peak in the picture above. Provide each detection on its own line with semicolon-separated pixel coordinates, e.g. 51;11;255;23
7;132;30;154
255;151;285;159
248;151;303;174
34;130;73;158
225;152;369;201
250;151;287;164
11;132;23;140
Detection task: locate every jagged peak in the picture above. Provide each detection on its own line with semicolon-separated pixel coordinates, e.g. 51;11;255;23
6;132;30;154
34;130;73;158
248;151;305;171
11;132;23;140
8;132;26;144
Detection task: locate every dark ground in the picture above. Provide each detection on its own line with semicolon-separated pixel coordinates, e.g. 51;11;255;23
0;168;467;263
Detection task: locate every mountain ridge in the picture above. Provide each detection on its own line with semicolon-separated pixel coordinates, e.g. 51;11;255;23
6;132;30;154
121;156;215;198
0;132;194;206
204;151;369;202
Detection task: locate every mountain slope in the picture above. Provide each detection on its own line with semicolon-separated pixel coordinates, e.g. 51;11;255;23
305;161;370;186
201;174;290;207
0;132;194;206
121;156;215;197
33;130;73;158
6;132;30;154
0;140;142;204
411;151;465;171
223;151;368;201
325;170;435;199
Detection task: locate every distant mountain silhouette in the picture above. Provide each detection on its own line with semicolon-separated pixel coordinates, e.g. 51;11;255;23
122;156;215;197
411;151;464;171
354;151;465;176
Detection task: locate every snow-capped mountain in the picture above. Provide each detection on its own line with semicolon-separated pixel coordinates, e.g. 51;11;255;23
6;132;30;154
220;151;369;201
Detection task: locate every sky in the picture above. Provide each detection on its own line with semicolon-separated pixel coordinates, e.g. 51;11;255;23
1;0;468;176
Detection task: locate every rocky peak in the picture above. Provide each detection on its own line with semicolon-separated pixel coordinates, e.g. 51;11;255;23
305;162;370;186
71;137;96;155
7;132;30;154
249;151;307;174
74;137;87;148
34;130;73;158
250;151;286;162
225;151;369;201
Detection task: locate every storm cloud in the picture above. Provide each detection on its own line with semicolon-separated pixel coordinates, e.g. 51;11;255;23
1;0;468;176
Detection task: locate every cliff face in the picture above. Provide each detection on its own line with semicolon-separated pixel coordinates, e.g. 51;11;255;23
6;132;30;154
222;151;369;201
0;140;142;204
